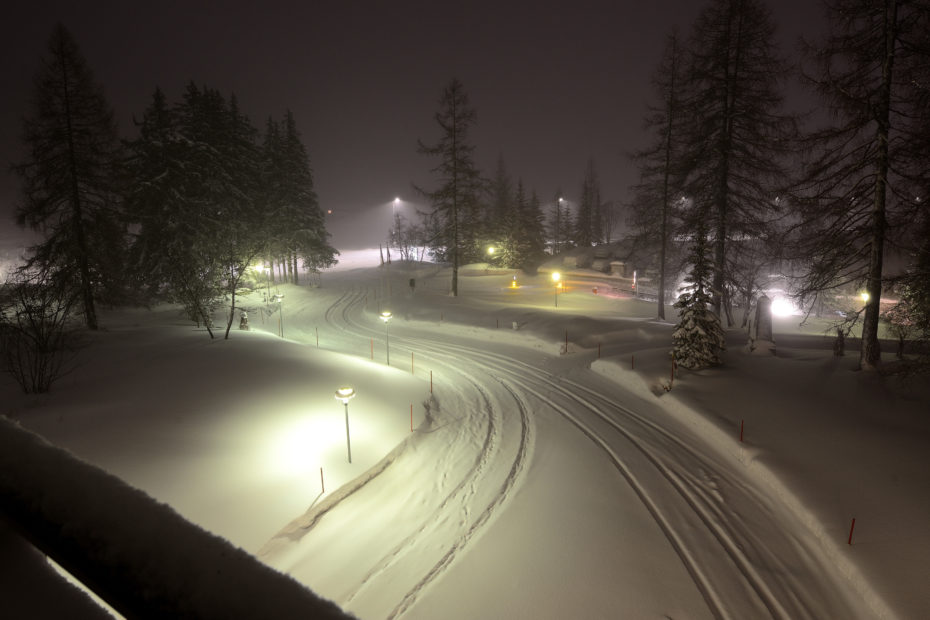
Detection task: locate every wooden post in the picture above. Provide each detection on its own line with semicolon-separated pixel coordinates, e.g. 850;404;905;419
740;420;744;443
320;467;324;494
315;327;319;347
848;518;856;545
430;370;433;393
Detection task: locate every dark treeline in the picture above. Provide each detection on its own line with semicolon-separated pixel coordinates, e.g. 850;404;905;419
625;0;929;371
8;24;335;348
410;80;612;296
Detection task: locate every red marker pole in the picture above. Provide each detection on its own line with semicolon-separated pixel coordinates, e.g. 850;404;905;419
848;518;856;545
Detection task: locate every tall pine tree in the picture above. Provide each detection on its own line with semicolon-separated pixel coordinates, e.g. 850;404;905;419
14;24;125;330
679;0;795;323
787;0;930;370
629;30;688;321
415;78;484;296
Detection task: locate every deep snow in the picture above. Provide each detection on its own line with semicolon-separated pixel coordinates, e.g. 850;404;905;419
2;248;928;619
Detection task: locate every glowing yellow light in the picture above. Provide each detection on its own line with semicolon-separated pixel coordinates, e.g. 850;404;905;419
510;280;518;289
380;310;393;323
488;246;496;255
860;291;870;303
335;386;356;402
552;272;561;283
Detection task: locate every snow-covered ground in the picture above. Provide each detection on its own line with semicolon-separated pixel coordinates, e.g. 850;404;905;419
2;248;928;619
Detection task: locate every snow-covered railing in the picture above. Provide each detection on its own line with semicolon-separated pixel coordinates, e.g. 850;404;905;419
0;416;354;620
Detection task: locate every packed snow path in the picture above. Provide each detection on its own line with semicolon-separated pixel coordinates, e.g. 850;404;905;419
259;270;866;620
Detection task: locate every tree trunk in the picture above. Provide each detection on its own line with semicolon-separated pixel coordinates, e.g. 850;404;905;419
224;283;236;340
59;42;97;330
860;0;897;371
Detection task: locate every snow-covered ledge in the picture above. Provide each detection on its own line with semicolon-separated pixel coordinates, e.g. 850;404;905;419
0;416;353;620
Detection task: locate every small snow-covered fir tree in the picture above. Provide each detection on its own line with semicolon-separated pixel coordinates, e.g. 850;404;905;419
672;218;726;369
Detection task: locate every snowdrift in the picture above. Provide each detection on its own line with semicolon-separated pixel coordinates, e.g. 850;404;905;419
0;416;353;620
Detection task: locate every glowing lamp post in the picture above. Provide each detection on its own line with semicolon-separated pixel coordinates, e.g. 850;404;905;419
380;310;393;365
274;293;285;337
334;386;356;464
552;272;561;307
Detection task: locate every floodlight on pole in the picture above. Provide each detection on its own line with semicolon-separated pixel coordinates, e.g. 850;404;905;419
552;272;561;307
334;386;356;463
380;310;393;365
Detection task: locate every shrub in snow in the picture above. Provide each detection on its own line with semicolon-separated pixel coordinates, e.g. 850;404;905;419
0;270;81;393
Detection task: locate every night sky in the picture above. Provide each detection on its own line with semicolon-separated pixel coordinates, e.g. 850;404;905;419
1;0;825;251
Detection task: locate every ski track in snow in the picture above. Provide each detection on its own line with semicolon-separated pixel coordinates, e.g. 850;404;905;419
402;339;862;619
270;279;862;619
293;285;534;616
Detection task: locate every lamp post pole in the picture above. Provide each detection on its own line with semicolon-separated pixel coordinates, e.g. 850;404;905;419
335;387;356;464
274;293;285;337
552;272;561;308
380;311;393;365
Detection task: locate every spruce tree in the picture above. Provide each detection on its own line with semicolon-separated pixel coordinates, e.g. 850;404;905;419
573;159;602;248
14;24;125;330
515;188;548;270
672;212;726;370
277;110;336;277
487;155;514;246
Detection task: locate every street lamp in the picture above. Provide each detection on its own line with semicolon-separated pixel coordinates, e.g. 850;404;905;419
552;272;561;307
555;197;565;255
334;386;356;464
274;293;285;337
380;310;393;365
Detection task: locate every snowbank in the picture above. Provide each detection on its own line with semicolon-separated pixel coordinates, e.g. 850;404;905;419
0;416;353;619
